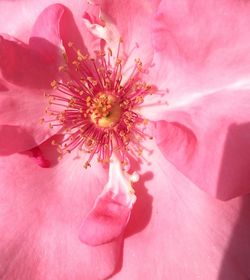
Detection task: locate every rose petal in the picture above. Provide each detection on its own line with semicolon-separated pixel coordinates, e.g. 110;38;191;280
0;35;58;88
30;3;92;65
0;0;93;39
25;146;51;168
151;0;250;103
0;125;43;156
0;78;58;154
79;156;137;246
149;89;250;200
87;0;160;65
29;4;65;62
112;145;250;279
0;3;87;154
0;142;125;279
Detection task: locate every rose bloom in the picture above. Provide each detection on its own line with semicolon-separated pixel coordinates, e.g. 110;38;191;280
1;0;250;279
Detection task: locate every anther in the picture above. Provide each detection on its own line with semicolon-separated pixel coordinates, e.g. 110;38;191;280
42;40;159;168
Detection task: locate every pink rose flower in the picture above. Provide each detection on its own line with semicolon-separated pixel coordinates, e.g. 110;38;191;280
1;0;250;279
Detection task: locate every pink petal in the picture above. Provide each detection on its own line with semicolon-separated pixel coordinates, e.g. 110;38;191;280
150;90;250;200
0;140;124;279
0;3;85;154
92;0;160;65
0;125;49;156
30;3;92;64
0;35;58;88
0;0;47;42
0;5;67;154
29;4;66;62
0;77;57;154
0;1;90;41
25;146;51;168
151;0;250;103
79;157;137;246
112;146;250;279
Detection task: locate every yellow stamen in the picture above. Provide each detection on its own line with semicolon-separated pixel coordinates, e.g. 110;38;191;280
88;93;122;128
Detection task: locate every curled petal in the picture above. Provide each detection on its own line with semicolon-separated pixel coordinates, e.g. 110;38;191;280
29;4;65;61
79;156;137;246
150;90;250;200
88;0;160;65
0;4;85;154
30;3;91;63
0;0;88;40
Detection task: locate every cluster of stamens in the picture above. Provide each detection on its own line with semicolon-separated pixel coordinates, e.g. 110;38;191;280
41;40;155;168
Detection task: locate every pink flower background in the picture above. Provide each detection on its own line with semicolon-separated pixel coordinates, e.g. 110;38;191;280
0;0;250;279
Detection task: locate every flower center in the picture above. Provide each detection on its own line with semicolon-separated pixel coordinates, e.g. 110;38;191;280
42;40;155;168
88;93;121;128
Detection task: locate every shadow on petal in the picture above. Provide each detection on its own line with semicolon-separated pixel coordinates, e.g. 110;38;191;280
217;122;250;279
0;125;36;155
125;171;153;238
106;161;154;278
0;36;59;88
218;196;250;280
216;123;250;199
117;153;154;238
38;134;64;167
103;236;124;280
19;134;65;168
0;81;8;91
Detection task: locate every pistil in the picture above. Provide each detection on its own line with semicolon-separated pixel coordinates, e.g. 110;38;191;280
87;93;121;128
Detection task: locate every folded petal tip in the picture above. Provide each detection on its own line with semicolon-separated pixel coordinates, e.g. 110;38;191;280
79;157;137;246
